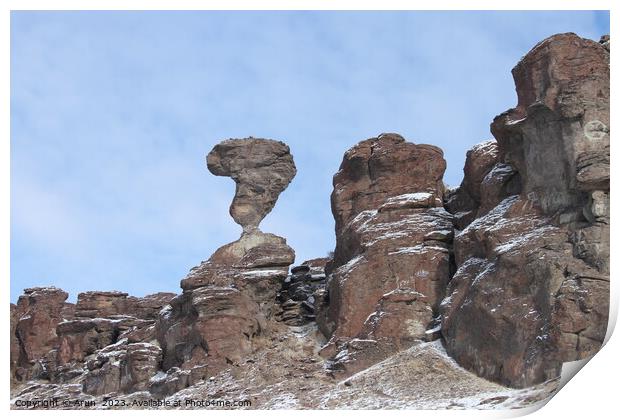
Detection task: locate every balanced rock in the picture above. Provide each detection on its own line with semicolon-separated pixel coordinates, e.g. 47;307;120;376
207;137;296;233
318;133;451;376
158;137;297;379
441;33;610;388
180;138;297;303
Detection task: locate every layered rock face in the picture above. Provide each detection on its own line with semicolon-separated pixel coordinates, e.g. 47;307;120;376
441;33;610;388
11;287;70;381
157;137;297;379
317;133;453;375
10;288;175;393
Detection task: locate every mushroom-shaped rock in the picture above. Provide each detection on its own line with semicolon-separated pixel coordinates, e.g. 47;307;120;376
207;138;297;233
159;137;298;379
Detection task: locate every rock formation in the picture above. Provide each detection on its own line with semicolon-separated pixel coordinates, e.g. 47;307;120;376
207;138;296;233
276;259;328;326
10;287;175;393
10;33;610;409
441;33;610;388
157;137;297;380
179;138;297;302
10;137;299;402
11;287;70;382
316;133;453;376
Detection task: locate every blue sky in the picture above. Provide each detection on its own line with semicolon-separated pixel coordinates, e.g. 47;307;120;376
10;11;609;302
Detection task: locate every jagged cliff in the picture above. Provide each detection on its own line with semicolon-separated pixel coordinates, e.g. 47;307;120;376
442;32;609;388
10;33;609;409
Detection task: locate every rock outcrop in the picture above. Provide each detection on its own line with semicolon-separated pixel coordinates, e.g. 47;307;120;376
157;286;263;372
74;291;175;320
10;287;174;393
10;137;299;401
444;140;521;229
317;133;453;376
441;33;610;388
11;287;69;382
157;137;297;382
81;340;163;395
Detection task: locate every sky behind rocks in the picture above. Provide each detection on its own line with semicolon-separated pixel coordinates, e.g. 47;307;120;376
11;10;609;302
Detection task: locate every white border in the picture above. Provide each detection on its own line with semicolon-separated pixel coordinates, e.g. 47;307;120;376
2;1;616;419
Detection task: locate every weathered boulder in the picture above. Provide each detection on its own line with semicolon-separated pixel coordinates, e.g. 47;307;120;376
318;133;452;375
441;33;610;388
207;137;296;233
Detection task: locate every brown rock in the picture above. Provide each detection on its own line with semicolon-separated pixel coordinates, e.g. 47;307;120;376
10;304;21;381
126;292;176;320
491;32;609;213
13;287;69;381
207;137;296;233
157;286;263;373
180;231;293;314
82;340;162;395
318;134;451;373
445;140;520;229
442;33;609;388
75;291;175;320
75;291;129;318
55;316;154;366
331;133;445;240
56;319;119;365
